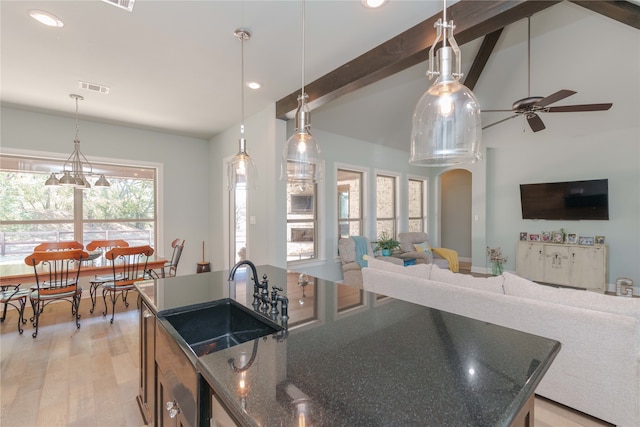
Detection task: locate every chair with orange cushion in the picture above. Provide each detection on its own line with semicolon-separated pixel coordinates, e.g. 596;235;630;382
102;245;153;323
85;239;129;313
24;248;88;338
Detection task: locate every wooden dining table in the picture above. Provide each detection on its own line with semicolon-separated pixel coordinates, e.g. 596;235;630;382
0;254;167;286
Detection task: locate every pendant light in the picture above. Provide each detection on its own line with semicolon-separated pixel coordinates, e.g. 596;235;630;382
280;0;322;184
45;94;110;189
227;29;258;191
409;0;481;167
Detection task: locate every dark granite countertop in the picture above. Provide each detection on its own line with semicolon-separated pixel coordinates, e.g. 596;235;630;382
137;265;560;427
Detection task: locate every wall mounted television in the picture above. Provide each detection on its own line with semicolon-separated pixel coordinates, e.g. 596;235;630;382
520;179;609;220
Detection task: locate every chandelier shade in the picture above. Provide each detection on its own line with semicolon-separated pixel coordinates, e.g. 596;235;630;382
45;94;110;189
227;29;257;191
281;0;322;184
409;1;481;167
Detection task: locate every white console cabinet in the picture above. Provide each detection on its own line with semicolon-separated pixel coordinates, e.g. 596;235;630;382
516;241;607;292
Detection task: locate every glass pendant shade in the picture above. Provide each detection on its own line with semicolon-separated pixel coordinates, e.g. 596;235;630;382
410;47;481;167
227;137;257;190
281;95;322;183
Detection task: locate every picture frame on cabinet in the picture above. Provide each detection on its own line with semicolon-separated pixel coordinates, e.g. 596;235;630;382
529;234;541;242
579;236;595;246
519;232;528;241
595;235;605;245
541;231;551;242
566;233;578;244
551;231;563;243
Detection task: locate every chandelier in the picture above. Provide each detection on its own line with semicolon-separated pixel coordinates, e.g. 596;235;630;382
45;94;110;189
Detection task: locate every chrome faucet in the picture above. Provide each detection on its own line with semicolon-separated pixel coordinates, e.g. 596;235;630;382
228;260;261;309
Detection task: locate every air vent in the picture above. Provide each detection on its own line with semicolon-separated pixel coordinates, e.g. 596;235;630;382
79;81;110;94
101;0;135;12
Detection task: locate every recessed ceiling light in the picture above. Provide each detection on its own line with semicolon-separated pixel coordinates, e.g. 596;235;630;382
361;0;387;8
246;81;262;90
29;10;64;27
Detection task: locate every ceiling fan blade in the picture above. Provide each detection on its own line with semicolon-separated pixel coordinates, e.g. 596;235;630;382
482;114;519;130
527;113;546;132
547;103;612;113
535;89;577;107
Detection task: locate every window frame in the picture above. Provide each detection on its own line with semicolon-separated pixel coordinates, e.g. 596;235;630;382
0;149;162;261
336;164;368;248
407;175;428;233
374;170;400;241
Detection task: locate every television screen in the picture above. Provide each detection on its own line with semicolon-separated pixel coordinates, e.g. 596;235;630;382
520;179;609;220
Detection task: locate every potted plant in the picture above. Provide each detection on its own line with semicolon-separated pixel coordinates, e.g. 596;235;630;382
374;232;401;256
486;246;508;276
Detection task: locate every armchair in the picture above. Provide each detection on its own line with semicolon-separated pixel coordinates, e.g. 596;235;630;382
397;232;450;270
338;236;403;287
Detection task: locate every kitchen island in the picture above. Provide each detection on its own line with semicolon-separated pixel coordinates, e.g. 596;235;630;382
136;265;560;427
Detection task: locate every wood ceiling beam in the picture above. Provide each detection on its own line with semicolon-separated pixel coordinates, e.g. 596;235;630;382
463;28;504;91
276;0;561;120
570;1;640;30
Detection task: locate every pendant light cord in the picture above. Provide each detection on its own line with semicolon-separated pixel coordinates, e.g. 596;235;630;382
241;32;245;138
442;0;447;49
74;96;80;140
301;1;305;98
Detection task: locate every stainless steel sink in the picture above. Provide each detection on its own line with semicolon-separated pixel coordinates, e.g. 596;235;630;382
158;298;283;357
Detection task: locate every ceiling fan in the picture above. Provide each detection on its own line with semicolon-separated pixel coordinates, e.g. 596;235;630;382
482;17;612;133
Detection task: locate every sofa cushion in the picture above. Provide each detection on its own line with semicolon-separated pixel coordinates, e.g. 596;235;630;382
414;241;432;255
430;265;505;294
365;256;432;279
503;272;640;321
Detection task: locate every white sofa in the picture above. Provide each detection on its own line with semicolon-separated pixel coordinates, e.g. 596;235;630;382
362;258;640;427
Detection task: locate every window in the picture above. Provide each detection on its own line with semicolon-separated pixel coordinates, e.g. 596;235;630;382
408;177;427;232
286;182;317;262
337;168;363;239
375;173;397;239
0;154;157;263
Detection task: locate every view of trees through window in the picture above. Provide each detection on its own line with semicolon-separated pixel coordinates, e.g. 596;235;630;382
0;155;156;263
376;174;397;240
408;178;427;232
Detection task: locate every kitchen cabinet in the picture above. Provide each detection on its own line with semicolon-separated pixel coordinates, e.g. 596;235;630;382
137;297;155;425
516;241;607;291
156;321;199;427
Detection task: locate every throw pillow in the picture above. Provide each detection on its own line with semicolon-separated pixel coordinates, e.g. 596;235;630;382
414;241;432;254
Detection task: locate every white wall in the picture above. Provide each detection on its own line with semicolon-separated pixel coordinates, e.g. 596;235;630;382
0;106;210;275
474;3;640;283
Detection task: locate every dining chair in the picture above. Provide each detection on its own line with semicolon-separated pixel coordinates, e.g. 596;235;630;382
24;249;88;338
34;241;84;251
0;285;29;334
102;245;154;323
148;238;184;278
85;239;129;313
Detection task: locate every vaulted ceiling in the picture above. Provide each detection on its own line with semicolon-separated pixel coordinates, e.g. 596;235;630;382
1;1;638;149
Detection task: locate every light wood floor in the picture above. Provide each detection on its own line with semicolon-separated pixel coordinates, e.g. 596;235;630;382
1;296;612;427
